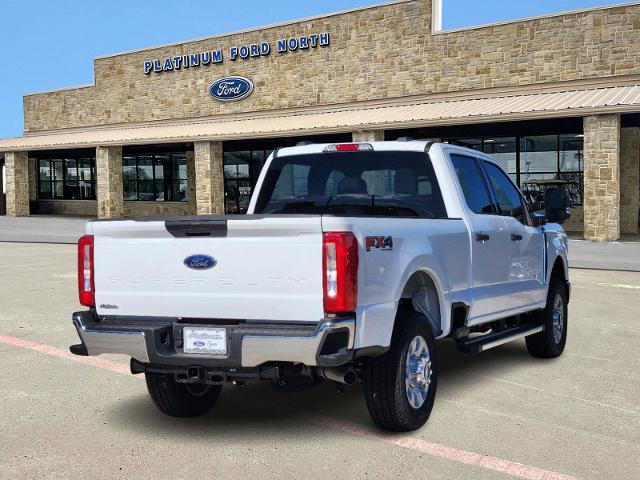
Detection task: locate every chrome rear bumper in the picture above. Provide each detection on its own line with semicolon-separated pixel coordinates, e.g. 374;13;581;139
71;312;355;368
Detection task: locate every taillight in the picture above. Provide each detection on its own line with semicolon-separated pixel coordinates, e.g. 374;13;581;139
78;235;95;307
323;232;359;314
323;143;374;152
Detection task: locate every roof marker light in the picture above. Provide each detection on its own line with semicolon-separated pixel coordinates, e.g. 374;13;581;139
323;143;374;153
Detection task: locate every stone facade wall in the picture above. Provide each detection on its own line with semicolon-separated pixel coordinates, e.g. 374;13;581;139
562;206;584;233
23;1;640;132
96;146;123;219
620;127;640;234
35;198;194;218
194;141;225;215
124;201;195;218
28;159;37;201
36;200;98;217
352;130;385;142
583;114;621;241
5;151;29;216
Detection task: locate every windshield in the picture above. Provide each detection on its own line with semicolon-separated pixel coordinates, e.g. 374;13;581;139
254;151;448;218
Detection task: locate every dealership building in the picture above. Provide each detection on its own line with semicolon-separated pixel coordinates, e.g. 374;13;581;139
1;0;640;241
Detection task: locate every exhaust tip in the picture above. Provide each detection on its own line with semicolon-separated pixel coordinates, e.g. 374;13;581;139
317;367;358;385
343;369;358;385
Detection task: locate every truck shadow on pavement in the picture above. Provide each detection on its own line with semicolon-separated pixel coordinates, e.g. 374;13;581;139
106;338;547;437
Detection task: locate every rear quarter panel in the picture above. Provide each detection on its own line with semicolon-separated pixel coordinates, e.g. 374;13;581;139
321;216;470;348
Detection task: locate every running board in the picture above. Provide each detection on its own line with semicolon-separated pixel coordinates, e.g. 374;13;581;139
456;323;544;353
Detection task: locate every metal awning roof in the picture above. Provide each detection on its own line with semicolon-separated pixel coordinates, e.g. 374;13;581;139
2;84;640;152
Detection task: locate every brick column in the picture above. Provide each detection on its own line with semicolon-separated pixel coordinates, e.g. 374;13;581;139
352;130;385;142
194;141;225;215
28;158;37;201
583;114;621;241
5;151;30;217
620;127;640;234
96;146;123;219
186;150;197;214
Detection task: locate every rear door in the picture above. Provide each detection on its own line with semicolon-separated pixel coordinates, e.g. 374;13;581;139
449;153;512;322
480;160;545;309
90;216;325;322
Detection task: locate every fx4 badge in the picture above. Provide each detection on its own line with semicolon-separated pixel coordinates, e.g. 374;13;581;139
365;236;393;252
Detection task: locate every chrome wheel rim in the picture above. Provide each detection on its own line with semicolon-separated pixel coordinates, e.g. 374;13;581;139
552;294;564;344
405;335;432;410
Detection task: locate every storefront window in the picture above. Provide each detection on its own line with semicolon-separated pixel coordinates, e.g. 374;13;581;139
123;152;187;202
223;149;272;213
450;138;482;151
445;133;583;205
483;137;517;184
520;135;559;175
38;155;96;200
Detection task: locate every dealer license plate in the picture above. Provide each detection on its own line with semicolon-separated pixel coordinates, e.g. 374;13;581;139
183;327;227;355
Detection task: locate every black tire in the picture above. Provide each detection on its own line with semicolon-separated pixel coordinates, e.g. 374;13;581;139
363;311;438;432
526;278;568;358
145;372;222;418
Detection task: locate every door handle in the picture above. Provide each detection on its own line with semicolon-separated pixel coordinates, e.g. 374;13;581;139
511;233;523;242
475;232;490;242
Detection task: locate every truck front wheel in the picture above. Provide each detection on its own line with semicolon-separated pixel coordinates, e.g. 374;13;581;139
526;278;568;358
363;311;438;432
145;372;222;418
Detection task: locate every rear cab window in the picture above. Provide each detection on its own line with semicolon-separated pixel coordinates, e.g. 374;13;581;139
254;151;448;218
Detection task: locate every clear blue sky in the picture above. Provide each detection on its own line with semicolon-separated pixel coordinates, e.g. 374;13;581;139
0;0;625;138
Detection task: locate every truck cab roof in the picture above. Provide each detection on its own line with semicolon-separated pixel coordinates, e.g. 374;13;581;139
274;141;502;168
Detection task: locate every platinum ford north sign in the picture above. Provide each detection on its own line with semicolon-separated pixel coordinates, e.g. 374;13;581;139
144;32;330;74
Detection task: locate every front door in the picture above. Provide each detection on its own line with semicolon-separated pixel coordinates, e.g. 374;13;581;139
480;160;545;310
449;153;513;323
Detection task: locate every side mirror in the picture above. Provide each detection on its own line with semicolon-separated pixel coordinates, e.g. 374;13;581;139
527;201;546;226
546;206;571;225
544;188;572;225
531;214;547;226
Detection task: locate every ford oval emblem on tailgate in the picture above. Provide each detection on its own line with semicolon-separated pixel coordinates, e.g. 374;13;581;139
184;255;217;270
209;76;254;102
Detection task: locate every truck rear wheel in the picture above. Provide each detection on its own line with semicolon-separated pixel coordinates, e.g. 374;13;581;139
145;372;222;417
363;311;438;432
526;278;568;358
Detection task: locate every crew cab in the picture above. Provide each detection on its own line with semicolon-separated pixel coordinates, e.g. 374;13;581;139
70;141;570;432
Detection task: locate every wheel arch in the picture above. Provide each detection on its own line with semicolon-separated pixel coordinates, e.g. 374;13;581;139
549;255;570;302
395;269;446;338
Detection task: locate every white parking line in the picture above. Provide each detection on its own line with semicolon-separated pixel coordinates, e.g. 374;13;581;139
0;334;579;480
597;283;640;290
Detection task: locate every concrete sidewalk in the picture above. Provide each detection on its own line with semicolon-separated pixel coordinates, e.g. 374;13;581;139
568;238;640;272
0;216;90;244
1;215;639;271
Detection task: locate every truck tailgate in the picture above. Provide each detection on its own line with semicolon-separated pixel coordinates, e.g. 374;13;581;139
90;216;324;322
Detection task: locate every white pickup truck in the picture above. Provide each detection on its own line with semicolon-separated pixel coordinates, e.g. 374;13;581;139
70;140;570;432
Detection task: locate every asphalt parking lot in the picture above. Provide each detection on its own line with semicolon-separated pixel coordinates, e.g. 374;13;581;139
1;243;639;480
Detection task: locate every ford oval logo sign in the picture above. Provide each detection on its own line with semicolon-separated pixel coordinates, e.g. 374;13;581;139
209;76;254;102
184;255;217;270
